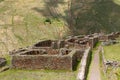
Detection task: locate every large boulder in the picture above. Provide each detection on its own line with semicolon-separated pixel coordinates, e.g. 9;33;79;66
0;58;7;67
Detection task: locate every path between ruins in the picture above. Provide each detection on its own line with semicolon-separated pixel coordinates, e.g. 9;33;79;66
89;46;101;80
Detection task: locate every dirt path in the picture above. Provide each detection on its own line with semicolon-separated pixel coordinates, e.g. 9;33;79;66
89;46;101;80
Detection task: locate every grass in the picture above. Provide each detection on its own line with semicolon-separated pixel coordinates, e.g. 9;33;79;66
0;0;120;55
0;1;74;79
0;0;70;56
99;51;108;80
106;66;120;80
0;53;80;80
100;38;120;80
1;54;11;65
104;42;120;61
0;69;77;80
0;0;120;79
0;62;79;80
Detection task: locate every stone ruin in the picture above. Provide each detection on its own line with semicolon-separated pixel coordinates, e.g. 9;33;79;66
102;40;118;46
100;32;120;46
105;60;120;67
0;58;6;68
99;32;120;41
10;32;120;71
11;49;84;71
64;34;99;49
10;40;85;71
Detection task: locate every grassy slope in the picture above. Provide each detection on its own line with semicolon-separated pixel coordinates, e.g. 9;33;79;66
0;0;120;54
0;0;70;55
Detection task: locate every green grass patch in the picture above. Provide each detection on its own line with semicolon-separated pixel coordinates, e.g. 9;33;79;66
0;53;81;80
105;66;120;80
4;55;11;65
0;69;77;80
104;43;120;61
99;52;108;80
101;38;120;80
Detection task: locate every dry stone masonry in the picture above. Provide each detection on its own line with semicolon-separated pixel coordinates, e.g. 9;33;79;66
0;58;6;68
10;32;120;72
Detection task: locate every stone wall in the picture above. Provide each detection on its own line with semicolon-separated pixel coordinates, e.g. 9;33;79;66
12;55;71;70
11;49;83;71
114;32;120;38
77;47;91;80
99;32;120;41
99;35;108;41
64;36;89;50
33;40;52;47
0;58;7;67
88;36;99;49
32;40;65;49
10;32;120;71
100;47;107;73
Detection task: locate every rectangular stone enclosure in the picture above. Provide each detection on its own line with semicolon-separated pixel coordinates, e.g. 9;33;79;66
11;48;84;71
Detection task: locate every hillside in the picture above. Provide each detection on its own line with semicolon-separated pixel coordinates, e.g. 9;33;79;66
0;0;120;54
0;0;70;54
70;0;120;34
